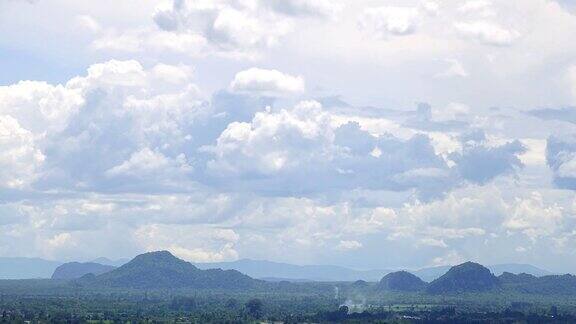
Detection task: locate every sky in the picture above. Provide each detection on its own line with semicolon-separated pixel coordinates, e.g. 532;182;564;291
1;0;576;272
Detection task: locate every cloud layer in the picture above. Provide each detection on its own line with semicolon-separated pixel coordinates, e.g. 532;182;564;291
1;0;576;272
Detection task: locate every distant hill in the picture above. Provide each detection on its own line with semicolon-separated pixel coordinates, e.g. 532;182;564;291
91;257;129;267
489;264;552;277
378;271;426;292
195;259;391;282
413;263;552;282
500;272;576;295
51;262;115;280
90;251;260;289
426;262;500;294
0;257;62;279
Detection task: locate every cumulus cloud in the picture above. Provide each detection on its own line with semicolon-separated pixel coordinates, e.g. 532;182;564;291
149;0;337;57
547;136;576;189
4;0;576;271
0;60;207;193
0;116;45;188
451;135;526;184
229;68;305;97
359;6;421;37
203;101;458;197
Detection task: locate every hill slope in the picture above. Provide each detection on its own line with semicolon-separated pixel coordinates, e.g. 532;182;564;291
52;262;115;279
427;262;500;294
91;251;260;289
378;271;426;292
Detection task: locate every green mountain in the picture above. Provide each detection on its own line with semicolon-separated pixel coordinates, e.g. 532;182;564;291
378;271;426;292
90;251;260;289
51;262;116;279
426;262;500;294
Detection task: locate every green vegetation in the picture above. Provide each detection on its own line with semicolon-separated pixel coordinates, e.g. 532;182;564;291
2;252;576;322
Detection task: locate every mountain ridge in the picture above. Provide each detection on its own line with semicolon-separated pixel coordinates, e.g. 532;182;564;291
195;258;392;282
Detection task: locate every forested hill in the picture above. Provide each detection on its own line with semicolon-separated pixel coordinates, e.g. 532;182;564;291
85;251;261;289
426;262;501;294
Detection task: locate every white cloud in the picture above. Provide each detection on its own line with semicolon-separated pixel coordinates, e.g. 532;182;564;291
3;0;576;271
359;6;420;37
0;115;45;188
0;81;84;134
504;192;563;240
149;0;339;57
106;148;192;178
454;20;520;46
431;250;465;266
0;60;207;192
47;232;73;249
336;240;363;251
230;68;305;97
133;224;240;262
169;244;239;263
264;0;341;18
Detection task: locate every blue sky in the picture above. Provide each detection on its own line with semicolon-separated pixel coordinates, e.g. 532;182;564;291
1;0;576;272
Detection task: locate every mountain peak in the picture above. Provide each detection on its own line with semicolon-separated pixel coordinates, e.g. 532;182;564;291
427;261;499;294
91;251;258;289
126;250;191;266
378;271;426;291
134;250;175;259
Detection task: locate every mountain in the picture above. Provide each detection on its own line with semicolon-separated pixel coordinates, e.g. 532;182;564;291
0;257;62;279
413;263;552;282
90;251;260;289
378;271;426;292
499;272;576;295
51;262;116;280
426;262;500;294
195;259;391;282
